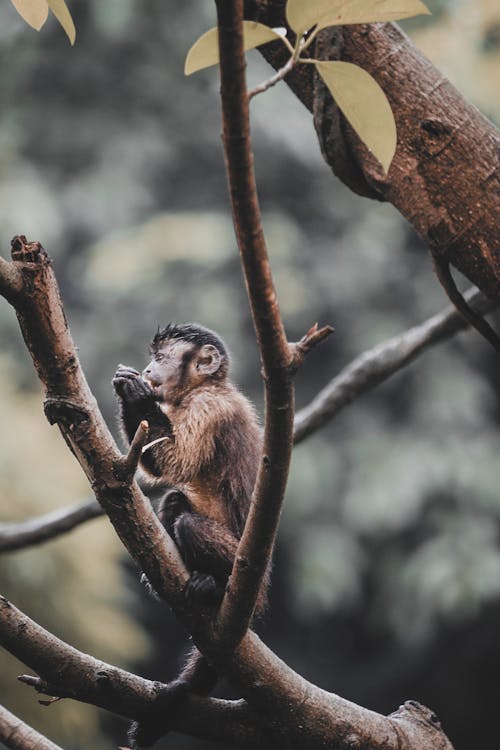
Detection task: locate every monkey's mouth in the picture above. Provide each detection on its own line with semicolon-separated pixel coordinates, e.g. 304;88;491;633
146;380;162;399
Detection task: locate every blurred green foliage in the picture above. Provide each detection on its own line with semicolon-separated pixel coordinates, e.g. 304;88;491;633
0;0;498;748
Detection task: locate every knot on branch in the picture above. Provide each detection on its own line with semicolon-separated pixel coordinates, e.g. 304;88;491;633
18;674;66;706
392;700;442;730
289;322;333;372
44;398;89;428
11;235;48;265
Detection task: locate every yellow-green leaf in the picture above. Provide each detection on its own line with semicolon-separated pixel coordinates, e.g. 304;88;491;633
9;0;48;30
287;0;430;35
47;0;75;44
185;21;286;75
315;60;396;172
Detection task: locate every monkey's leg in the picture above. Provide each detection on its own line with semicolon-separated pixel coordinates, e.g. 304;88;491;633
173;513;239;605
140;490;192;599
174;513;270;615
128;646;217;748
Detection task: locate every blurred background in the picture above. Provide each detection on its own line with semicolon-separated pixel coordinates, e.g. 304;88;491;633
0;0;499;748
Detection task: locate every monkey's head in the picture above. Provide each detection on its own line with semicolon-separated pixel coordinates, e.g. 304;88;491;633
143;323;229;404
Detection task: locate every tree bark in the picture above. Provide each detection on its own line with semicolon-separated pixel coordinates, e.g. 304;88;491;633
246;1;500;300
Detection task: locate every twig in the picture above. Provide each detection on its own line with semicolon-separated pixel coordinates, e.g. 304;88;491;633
248;54;295;100
294;287;498;444
0;703;64;750
289;322;335;371
113;420;149;483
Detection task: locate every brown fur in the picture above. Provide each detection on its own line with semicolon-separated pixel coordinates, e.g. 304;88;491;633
152;382;262;533
114;324;269;748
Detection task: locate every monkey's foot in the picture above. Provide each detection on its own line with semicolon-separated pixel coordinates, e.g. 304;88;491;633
128;681;188;748
185;571;223;608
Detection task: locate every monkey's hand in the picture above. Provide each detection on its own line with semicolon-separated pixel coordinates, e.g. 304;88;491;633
113;365;154;404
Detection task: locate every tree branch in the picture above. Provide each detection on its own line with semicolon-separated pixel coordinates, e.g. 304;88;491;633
294;288;498;444
0;593;454;750
1;237;191;605
213;0;333;644
0;704;64;750
0;596;267;748
0;499;102;553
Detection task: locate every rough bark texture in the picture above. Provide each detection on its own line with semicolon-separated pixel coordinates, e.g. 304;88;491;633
246;1;500;300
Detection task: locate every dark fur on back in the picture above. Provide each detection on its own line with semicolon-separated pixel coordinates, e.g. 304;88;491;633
152;323;228;361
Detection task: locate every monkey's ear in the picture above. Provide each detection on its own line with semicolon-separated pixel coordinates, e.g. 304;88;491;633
196;344;223;376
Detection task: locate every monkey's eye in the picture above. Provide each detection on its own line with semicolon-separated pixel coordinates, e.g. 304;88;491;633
155;353;165;362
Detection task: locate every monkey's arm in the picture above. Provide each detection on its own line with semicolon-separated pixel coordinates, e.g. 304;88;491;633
113;365;172;477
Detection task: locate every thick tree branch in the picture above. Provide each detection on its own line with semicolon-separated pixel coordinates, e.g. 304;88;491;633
245;1;500;301
0;499;102;553
0;594;453;750
214;0;331;644
294;288;498;443
4;237;190;599
0;704;64;750
0;596;267;748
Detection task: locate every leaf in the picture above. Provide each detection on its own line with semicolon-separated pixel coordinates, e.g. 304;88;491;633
287;0;430;35
315;60;396;172
9;0;49;30
47;0;76;45
185;21;286;76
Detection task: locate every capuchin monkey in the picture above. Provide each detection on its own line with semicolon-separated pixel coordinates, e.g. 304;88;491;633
113;323;268;747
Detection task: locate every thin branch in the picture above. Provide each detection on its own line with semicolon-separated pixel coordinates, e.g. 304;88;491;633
248;54;295;100
0;704;64;750
294;287;498;444
0;596;267;748
113;420;149;483
214;0;332;645
0;499;103;553
213;0;295;644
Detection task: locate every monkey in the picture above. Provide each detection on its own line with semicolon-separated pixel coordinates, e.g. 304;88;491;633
112;323;266;748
